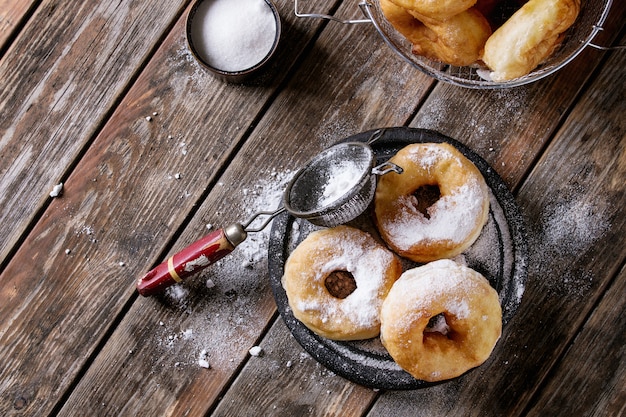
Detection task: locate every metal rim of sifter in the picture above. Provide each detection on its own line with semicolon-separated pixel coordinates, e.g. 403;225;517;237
283;142;376;227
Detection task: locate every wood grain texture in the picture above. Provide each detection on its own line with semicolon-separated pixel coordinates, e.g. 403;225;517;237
0;0;35;50
0;0;186;264
525;266;626;417
0;0;301;414
211;319;378;417
2;0;625;415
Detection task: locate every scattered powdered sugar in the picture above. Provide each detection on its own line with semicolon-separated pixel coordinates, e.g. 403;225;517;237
381;145;488;250
389;260;482;331
445;298;470;320
406;144;449;169
249;346;263;357
540;198;610;254
50;182;63;198
189;0;277;72
152;167;294;370
325;338;405;372
530;195;611;298
198;349;210;368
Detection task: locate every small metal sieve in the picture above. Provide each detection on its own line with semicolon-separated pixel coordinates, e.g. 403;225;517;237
137;133;402;296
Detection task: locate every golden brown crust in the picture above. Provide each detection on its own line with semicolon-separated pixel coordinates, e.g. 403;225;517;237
381;0;491;66
380;260;502;382
481;0;581;81
374;143;489;263
387;0;477;21
282;226;402;341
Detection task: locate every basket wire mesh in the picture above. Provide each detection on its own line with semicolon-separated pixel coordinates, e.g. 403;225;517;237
360;0;613;88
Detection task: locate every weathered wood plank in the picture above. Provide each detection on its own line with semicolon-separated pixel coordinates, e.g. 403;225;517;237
525;265;626;417
0;0;187;264
367;29;626;417
53;1;435;415
212;319;378;417
0;0;341;414
0;0;35;50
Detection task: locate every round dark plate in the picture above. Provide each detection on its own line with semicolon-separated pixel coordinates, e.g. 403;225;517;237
268;127;528;390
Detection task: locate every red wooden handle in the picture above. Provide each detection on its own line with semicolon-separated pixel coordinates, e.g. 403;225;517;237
136;229;235;296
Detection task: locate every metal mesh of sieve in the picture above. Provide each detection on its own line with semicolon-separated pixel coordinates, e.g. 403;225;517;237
283;142;376;227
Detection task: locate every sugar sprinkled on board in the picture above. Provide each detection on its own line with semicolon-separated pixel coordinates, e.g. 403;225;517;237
249;346;263;357
529;194;611;298
50;183;63;198
189;0;277;72
151;168;294;371
198;349;210;368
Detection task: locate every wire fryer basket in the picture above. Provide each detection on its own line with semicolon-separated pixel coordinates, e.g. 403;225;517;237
359;0;613;88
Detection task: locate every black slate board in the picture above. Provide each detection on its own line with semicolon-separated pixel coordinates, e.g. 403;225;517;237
268;127;528;390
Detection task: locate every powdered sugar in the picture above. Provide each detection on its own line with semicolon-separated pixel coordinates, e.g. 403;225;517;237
152;168;294;369
530;195;611;298
383;180;486;250
318;161;363;208
389;260;482;330
295;230;396;330
406;144;449;169
380;144;488;251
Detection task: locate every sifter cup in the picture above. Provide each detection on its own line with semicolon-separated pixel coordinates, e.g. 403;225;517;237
136;132;402;296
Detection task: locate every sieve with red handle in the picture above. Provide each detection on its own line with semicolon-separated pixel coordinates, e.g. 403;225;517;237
136;132;402;296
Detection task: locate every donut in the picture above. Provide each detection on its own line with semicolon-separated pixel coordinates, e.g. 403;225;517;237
282;225;402;341
481;0;580;81
381;0;491;66
386;0;477;21
408;8;492;66
380;259;502;382
374;143;489;263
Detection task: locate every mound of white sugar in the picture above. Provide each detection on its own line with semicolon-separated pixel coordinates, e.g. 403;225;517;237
318;161;363;207
190;0;277;72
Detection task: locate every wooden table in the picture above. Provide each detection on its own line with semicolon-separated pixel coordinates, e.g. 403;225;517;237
1;0;624;415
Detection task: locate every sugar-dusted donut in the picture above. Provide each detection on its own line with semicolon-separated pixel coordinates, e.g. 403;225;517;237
374;142;489;263
380;259;502;382
282;225;402;341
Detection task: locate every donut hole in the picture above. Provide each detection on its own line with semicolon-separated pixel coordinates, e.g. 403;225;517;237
411;184;441;219
325;270;357;299
425;313;452;337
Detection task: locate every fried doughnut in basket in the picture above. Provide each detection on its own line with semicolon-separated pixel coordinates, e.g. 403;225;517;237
360;0;611;87
381;0;491;66
481;0;581;81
